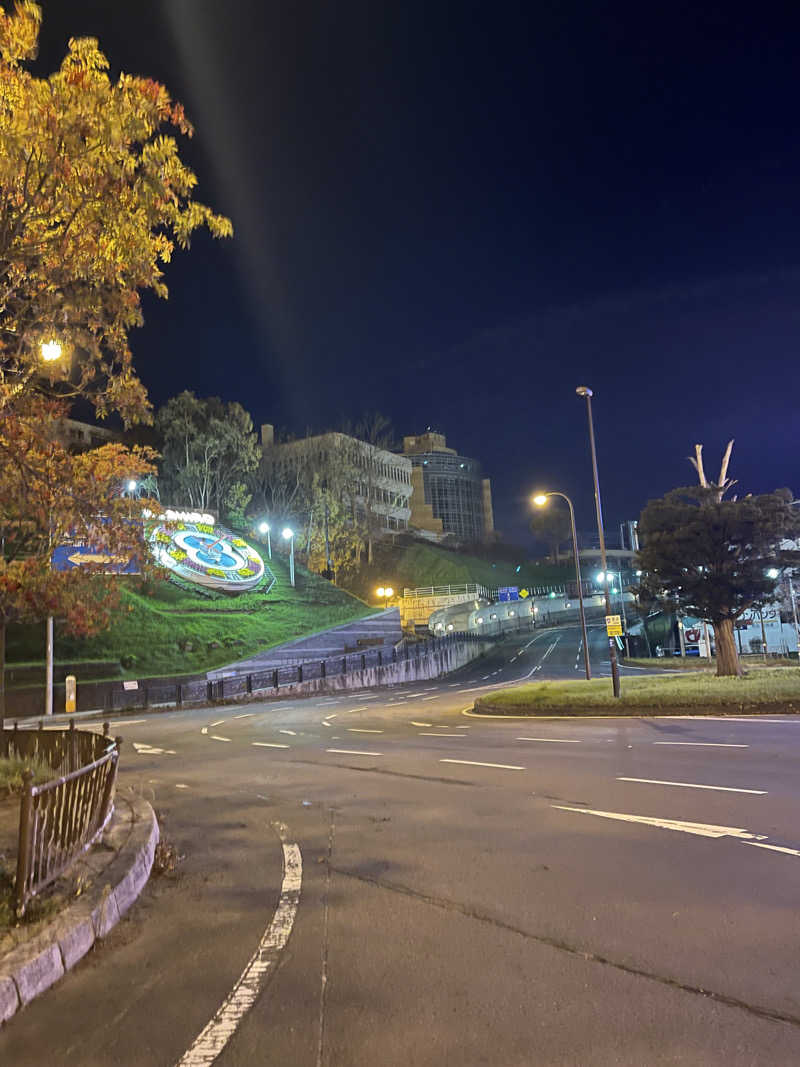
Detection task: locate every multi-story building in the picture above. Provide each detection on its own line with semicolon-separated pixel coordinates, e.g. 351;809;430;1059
402;430;494;543
260;424;412;532
55;418;119;453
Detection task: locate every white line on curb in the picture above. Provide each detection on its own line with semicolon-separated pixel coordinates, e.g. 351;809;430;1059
176;830;302;1066
653;741;748;748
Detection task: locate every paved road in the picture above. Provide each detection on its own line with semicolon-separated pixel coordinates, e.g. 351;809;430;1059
3;625;800;1065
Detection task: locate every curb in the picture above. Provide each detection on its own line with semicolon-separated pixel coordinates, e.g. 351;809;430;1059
0;791;159;1025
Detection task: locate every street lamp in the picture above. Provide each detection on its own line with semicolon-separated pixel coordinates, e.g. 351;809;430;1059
534;492;591;679
282;526;295;587
376;585;395;604
40;340;62;362
576;385;620;697
258;521;272;559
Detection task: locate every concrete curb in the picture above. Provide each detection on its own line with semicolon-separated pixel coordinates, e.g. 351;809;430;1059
0;791;159;1025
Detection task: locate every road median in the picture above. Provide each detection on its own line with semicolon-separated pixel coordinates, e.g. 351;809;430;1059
473;668;800;717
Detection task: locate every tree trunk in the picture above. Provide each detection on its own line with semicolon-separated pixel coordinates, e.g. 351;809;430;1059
714;617;741;677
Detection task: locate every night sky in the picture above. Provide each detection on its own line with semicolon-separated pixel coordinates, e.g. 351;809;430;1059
37;2;800;543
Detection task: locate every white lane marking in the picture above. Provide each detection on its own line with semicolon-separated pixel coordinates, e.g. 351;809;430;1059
422;687;438;692
322;722;333;728
552;806;768;841
481;675;491;680
456;725;471;729
279;729;297;736
516;737;581;744
433;725;451;729
410;721;433;727
421;696;439;701
617;777;767;795
325;714;338;720
176;834;302;1067
209;719;226;728
419;732;465;737
653;741;748;748
326;748;383;757
235;713;255;720
253;742;290;749
132;741;176;755
349;706;369;712
440;759;525;771
448;683;460;687
175;784;189;789
201;727;209;735
210;735;232;743
347;728;384;733
744;841;800;858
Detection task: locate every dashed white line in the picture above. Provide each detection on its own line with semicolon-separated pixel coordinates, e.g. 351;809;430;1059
440;759;525;771
347;728;384;733
252;742;290;749
410;721;433;727
617;777;766;795
326;749;383;757
349;706;369;712
516;737;582;744
280;729;297;736
210;735;232;743
234;713;255;720
421;696;439;701
209;719;226;728
419;733;465;737
744;841;800;858
652;741;748;748
176;830;302;1066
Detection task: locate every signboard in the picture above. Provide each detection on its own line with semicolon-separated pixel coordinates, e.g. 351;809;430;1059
497;586;519;602
605;614;623;636
52;543;139;574
519;589;529;599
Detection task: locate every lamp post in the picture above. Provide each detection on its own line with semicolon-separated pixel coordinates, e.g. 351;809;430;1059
576;386;620;697
258;521;272;559
375;585;395;607
534;492;591;679
282;527;295;586
41;340;63;716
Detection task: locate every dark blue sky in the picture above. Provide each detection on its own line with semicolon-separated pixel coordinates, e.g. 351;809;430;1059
39;1;800;542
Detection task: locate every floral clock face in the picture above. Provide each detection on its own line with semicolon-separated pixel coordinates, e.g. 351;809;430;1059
148;521;265;592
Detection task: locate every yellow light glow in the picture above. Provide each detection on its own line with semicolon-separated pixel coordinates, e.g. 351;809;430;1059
533;493;548;506
40;340;62;362
384;586;394;598
376;586;385;597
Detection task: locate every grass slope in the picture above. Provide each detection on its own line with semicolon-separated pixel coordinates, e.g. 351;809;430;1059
7;553;371;678
476;668;800;716
342;539;572;600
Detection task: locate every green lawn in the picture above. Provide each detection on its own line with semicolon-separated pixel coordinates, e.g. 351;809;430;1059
6;554;373;678
475;668;800;716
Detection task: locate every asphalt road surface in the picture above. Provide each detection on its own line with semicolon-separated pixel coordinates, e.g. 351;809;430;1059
3;624;800;1065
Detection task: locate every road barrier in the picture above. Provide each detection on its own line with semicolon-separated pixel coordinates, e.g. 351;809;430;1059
2;722;120;917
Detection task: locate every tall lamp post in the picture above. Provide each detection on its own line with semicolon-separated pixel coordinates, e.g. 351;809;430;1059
533;492;591;679
42;340;63;717
258;521;272;559
282;527;295;587
576;385;620;698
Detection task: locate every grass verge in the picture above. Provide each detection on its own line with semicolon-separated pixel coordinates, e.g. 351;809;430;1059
474;668;800;716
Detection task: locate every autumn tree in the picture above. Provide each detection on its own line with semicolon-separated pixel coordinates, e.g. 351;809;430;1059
156;393;260;519
637;444;800;675
0;394;157;721
0;1;232;423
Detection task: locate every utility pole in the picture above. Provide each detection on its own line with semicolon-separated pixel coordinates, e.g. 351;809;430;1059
576;386;620;697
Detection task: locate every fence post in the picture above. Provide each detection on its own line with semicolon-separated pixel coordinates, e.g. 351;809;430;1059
103;721;110;738
14;769;34;917
69;719;77;773
206;680;213;702
177;683;183;706
342;656;347;675
392;646;397;663
297;665;303;683
98;738;121;829
246;674;253;695
273;669;279;690
321;660;326;679
360;653;366;670
377;650;383;667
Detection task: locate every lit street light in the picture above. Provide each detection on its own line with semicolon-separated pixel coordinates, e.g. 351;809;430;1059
40;340;62;362
376;585;395;605
126;479;137;495
576;385;620;697
282;526;295;587
258;521;272;559
534;492;590;679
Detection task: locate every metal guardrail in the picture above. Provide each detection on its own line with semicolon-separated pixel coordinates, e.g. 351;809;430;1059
402;583;489;599
2;722;120;917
